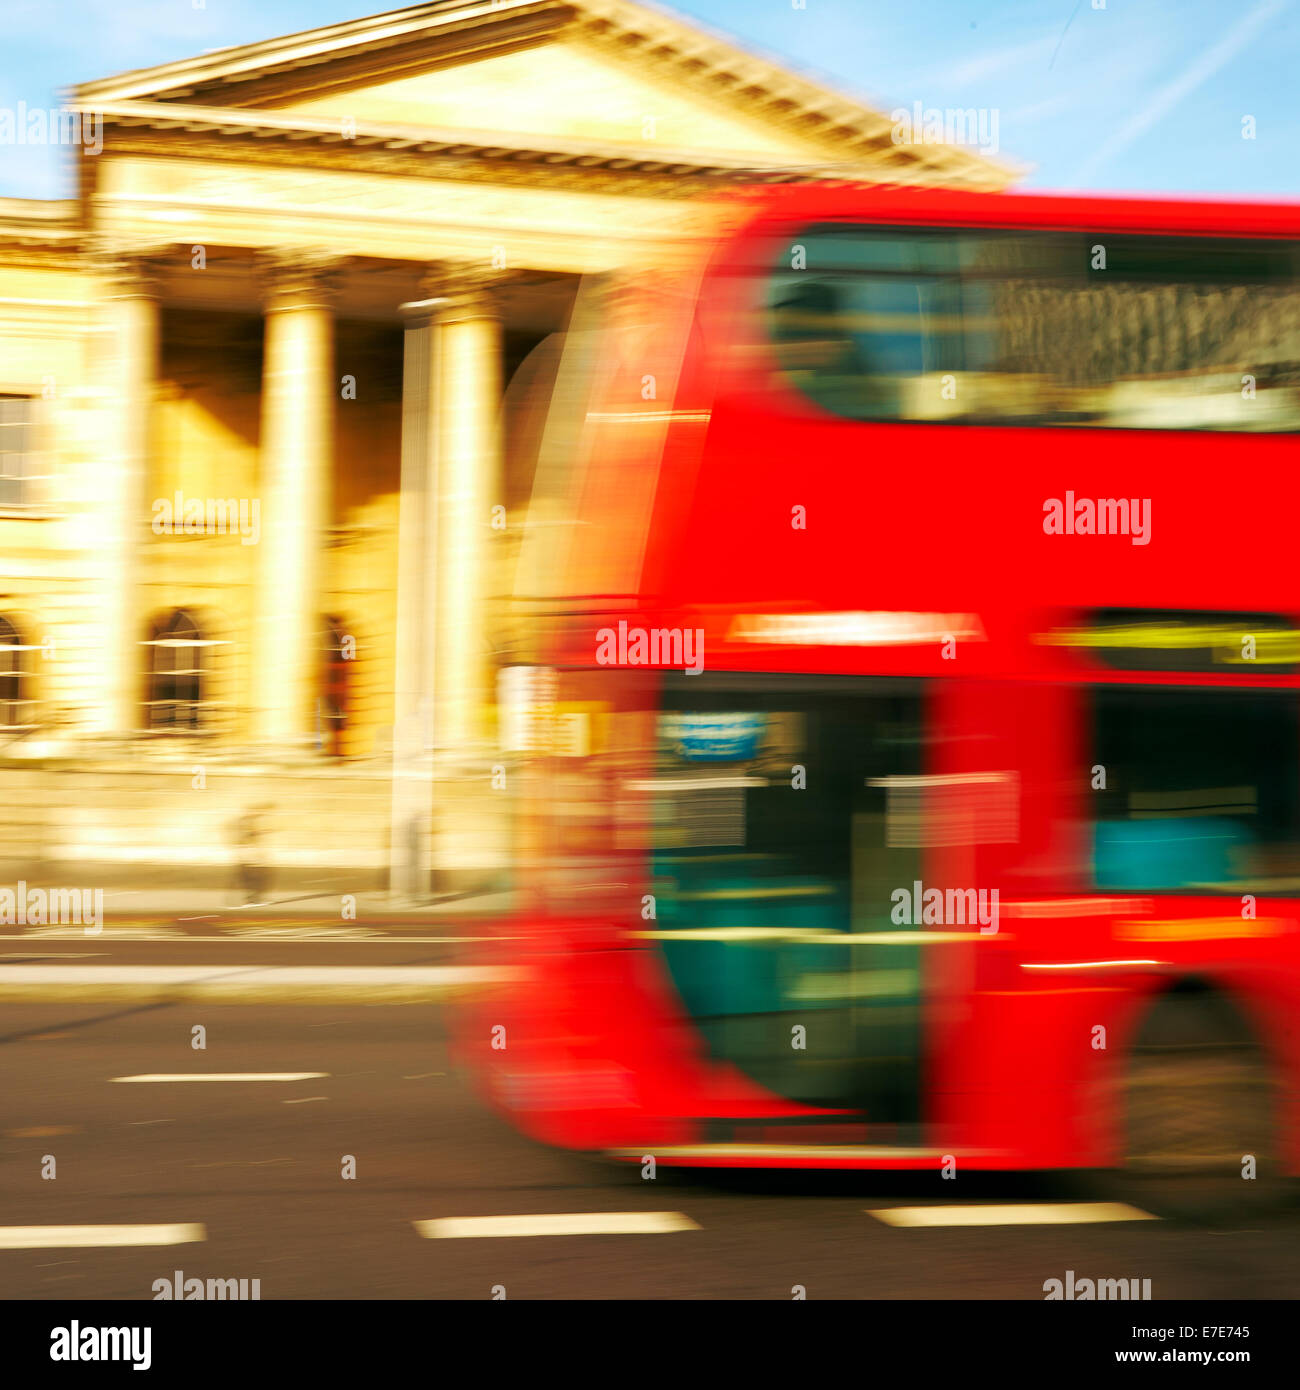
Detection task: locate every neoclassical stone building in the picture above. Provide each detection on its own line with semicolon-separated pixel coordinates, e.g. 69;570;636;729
0;0;1008;894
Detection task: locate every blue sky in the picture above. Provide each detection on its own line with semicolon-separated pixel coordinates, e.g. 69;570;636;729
0;0;1296;199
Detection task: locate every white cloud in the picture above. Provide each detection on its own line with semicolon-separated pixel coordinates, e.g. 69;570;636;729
920;33;1061;91
1070;0;1291;185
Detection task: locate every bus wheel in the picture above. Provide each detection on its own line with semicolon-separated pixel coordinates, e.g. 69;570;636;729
1118;987;1284;1222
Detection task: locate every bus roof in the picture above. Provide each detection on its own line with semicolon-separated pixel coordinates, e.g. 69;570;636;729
714;182;1300;242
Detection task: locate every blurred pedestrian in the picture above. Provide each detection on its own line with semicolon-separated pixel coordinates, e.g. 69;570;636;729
233;804;272;907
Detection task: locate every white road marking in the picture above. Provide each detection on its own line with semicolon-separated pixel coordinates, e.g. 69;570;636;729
415;1212;700;1239
867;1202;1156;1227
0;934;496;944
112;1073;328;1083
282;1096;328;1104
232;926;361;940
6;927;164;941
0;1223;205;1249
612;1143;948;1161
2;965;510;984
1;953;107;960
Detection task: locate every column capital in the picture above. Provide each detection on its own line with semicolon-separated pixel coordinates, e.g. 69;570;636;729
256;248;346;313
89;237;173;300
405;262;507;326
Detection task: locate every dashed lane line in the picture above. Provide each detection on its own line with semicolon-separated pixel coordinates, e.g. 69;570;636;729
111;1072;328;1083
0;1224;205;1249
415;1212;701;1239
867;1202;1157;1227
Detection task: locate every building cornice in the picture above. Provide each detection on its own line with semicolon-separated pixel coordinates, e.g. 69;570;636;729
68;97;1008;191
572;1;1005;184
70;2;564;105
0;200;83;268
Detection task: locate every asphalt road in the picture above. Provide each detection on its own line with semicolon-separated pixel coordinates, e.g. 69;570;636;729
3;984;1299;1300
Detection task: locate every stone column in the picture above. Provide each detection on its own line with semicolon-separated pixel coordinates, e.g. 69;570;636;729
388;289;444;896
431;271;503;753
250;251;338;750
96;243;163;736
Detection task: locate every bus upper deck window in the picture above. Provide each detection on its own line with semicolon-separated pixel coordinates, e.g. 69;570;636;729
768;225;1300;431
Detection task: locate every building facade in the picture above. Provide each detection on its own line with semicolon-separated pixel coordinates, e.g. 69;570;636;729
0;0;1009;896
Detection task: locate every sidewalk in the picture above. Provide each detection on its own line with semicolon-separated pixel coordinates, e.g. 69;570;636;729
0;856;514;930
0;961;518;1005
0;884;519;1002
94;886;515;929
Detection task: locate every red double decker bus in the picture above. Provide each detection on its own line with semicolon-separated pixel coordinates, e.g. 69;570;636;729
466;184;1300;1215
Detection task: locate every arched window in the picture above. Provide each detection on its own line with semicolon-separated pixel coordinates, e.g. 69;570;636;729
321;616;349;756
145;609;203;731
0;615;33;728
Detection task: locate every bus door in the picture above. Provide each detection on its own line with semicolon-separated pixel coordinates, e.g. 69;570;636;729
648;673;929;1134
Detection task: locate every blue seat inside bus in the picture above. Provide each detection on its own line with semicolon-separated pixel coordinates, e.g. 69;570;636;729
654;855;849;1018
1092;817;1250;891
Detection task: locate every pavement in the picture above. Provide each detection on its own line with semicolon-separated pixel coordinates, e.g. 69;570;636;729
3;1000;1298;1300
0;885;515;1002
94;885;515;927
0;962;517;1005
0;858;513;925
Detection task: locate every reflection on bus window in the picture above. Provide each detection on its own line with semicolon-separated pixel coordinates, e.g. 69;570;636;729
769;227;1300;431
1089;687;1300;892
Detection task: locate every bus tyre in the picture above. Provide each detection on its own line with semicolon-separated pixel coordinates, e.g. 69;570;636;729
1116;986;1285;1222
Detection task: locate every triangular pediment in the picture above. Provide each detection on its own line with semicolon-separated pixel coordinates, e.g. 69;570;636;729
72;0;1012;187
270;38;850;166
